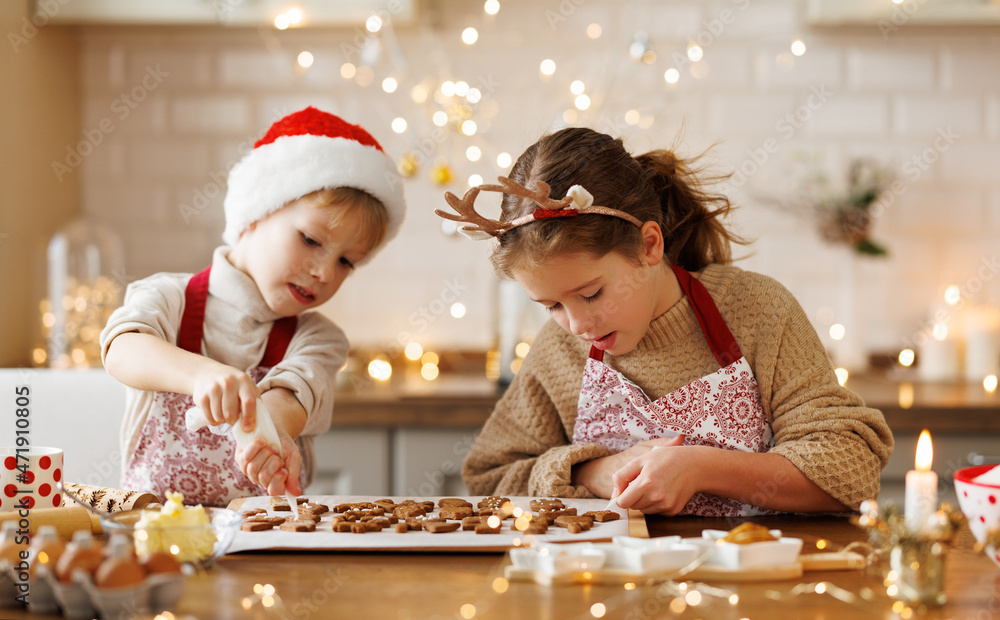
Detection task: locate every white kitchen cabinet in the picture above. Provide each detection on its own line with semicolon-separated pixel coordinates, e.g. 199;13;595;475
35;0;416;26
807;0;1000;25
307;427;391;496
391;427;479;497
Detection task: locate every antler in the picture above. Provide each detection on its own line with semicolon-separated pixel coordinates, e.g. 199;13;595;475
479;177;573;211
435;186;510;239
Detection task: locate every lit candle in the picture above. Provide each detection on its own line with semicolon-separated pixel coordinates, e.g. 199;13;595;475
904;430;938;533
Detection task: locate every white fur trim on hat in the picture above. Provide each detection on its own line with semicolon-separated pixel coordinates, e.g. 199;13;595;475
222;134;406;260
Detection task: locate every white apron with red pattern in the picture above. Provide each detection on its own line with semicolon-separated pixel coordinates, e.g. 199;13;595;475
121;267;299;507
573;264;774;517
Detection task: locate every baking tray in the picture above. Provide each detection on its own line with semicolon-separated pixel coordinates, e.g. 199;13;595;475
225;495;646;553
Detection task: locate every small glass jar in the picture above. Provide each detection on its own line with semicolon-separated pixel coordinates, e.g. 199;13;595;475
889;541;947;607
41;218;124;368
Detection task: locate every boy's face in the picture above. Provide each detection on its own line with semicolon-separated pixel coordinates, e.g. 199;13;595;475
230;196;371;317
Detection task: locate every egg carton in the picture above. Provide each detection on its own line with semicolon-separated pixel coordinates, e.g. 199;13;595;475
0;560;191;618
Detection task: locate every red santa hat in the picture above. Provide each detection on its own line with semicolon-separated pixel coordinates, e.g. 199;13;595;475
223;107;406;256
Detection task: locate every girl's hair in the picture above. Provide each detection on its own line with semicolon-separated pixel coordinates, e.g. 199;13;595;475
310;187;388;253
491;127;745;277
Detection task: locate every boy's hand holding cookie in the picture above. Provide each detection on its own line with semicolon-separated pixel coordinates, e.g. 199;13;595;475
192;364;261;429
237;432;302;496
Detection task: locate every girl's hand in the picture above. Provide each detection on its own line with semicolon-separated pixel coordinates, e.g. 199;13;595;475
192;365;260;429
572;434;686;498
236;432;302;496
612;444;713;515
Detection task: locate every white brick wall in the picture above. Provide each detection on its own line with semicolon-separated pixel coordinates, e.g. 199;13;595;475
75;0;1000;360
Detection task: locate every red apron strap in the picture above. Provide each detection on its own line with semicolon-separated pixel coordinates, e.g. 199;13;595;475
260;317;298;367
671;263;743;368
178;265;298;366
588;344;605;362
177;267;212;354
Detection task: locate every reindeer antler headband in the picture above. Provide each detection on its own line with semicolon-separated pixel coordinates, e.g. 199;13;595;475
435;177;643;240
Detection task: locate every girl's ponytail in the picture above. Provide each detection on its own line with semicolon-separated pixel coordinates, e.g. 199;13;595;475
634;149;744;272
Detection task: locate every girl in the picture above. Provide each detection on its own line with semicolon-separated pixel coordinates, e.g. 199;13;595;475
437;127;893;516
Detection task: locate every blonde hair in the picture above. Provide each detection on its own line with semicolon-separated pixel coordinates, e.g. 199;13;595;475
490;128;745;277
309;187;388;253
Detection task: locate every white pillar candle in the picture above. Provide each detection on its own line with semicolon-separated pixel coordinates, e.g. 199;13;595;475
918;322;960;382
904;430;938;533
964;306;1000;382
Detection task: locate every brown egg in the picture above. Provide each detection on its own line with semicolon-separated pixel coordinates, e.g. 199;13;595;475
138;551;182;575
0;538;27;565
95;554;146;589
55;541;105;583
27;537;66;577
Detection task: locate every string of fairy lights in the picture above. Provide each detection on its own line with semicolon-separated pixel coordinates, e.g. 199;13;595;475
264;1;817;384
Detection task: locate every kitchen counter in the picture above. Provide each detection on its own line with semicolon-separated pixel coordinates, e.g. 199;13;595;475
332;373;1000;434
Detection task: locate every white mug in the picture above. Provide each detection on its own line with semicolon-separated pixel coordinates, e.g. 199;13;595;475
0;447;64;511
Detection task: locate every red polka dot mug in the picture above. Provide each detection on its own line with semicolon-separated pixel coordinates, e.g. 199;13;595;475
0;447;63;511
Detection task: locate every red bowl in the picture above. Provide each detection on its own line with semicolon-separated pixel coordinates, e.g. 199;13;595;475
954;465;1000;568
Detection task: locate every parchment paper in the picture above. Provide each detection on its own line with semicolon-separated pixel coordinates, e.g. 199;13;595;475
226;495;639;554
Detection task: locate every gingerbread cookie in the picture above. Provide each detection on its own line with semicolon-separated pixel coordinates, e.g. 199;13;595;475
582;510;621;523
475;523;501;534
280;519;317;532
241;521;275;532
529;499;565;512
244;516;286;527
438;498;473;509
424;521;461;533
439;506;474;520
393;503;426;519
538;507;578;524
462;516;482;531
299;502;329;516
553;515;594;531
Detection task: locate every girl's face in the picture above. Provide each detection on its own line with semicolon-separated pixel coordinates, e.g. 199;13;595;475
513;224;679;356
230;196;371;317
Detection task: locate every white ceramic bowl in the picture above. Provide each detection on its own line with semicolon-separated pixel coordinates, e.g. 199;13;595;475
699;529;803;570
954;465;1000;568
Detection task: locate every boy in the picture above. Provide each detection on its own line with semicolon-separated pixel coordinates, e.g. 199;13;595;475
101;108;406;506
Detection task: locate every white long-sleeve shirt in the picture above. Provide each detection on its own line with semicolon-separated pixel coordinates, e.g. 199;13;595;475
100;246;348;486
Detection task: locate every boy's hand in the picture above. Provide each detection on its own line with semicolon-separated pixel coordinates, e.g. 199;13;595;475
236;432;302;496
192;366;260;429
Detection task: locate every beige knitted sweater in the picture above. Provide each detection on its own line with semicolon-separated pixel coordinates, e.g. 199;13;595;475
462;264;894;511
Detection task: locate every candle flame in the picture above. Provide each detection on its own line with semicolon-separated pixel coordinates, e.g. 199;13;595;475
915;429;933;471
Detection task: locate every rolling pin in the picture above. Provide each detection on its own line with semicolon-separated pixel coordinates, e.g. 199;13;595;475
61;482;160;514
0;506;103;539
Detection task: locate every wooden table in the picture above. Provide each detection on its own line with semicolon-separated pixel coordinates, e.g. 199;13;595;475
8;515;997;619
